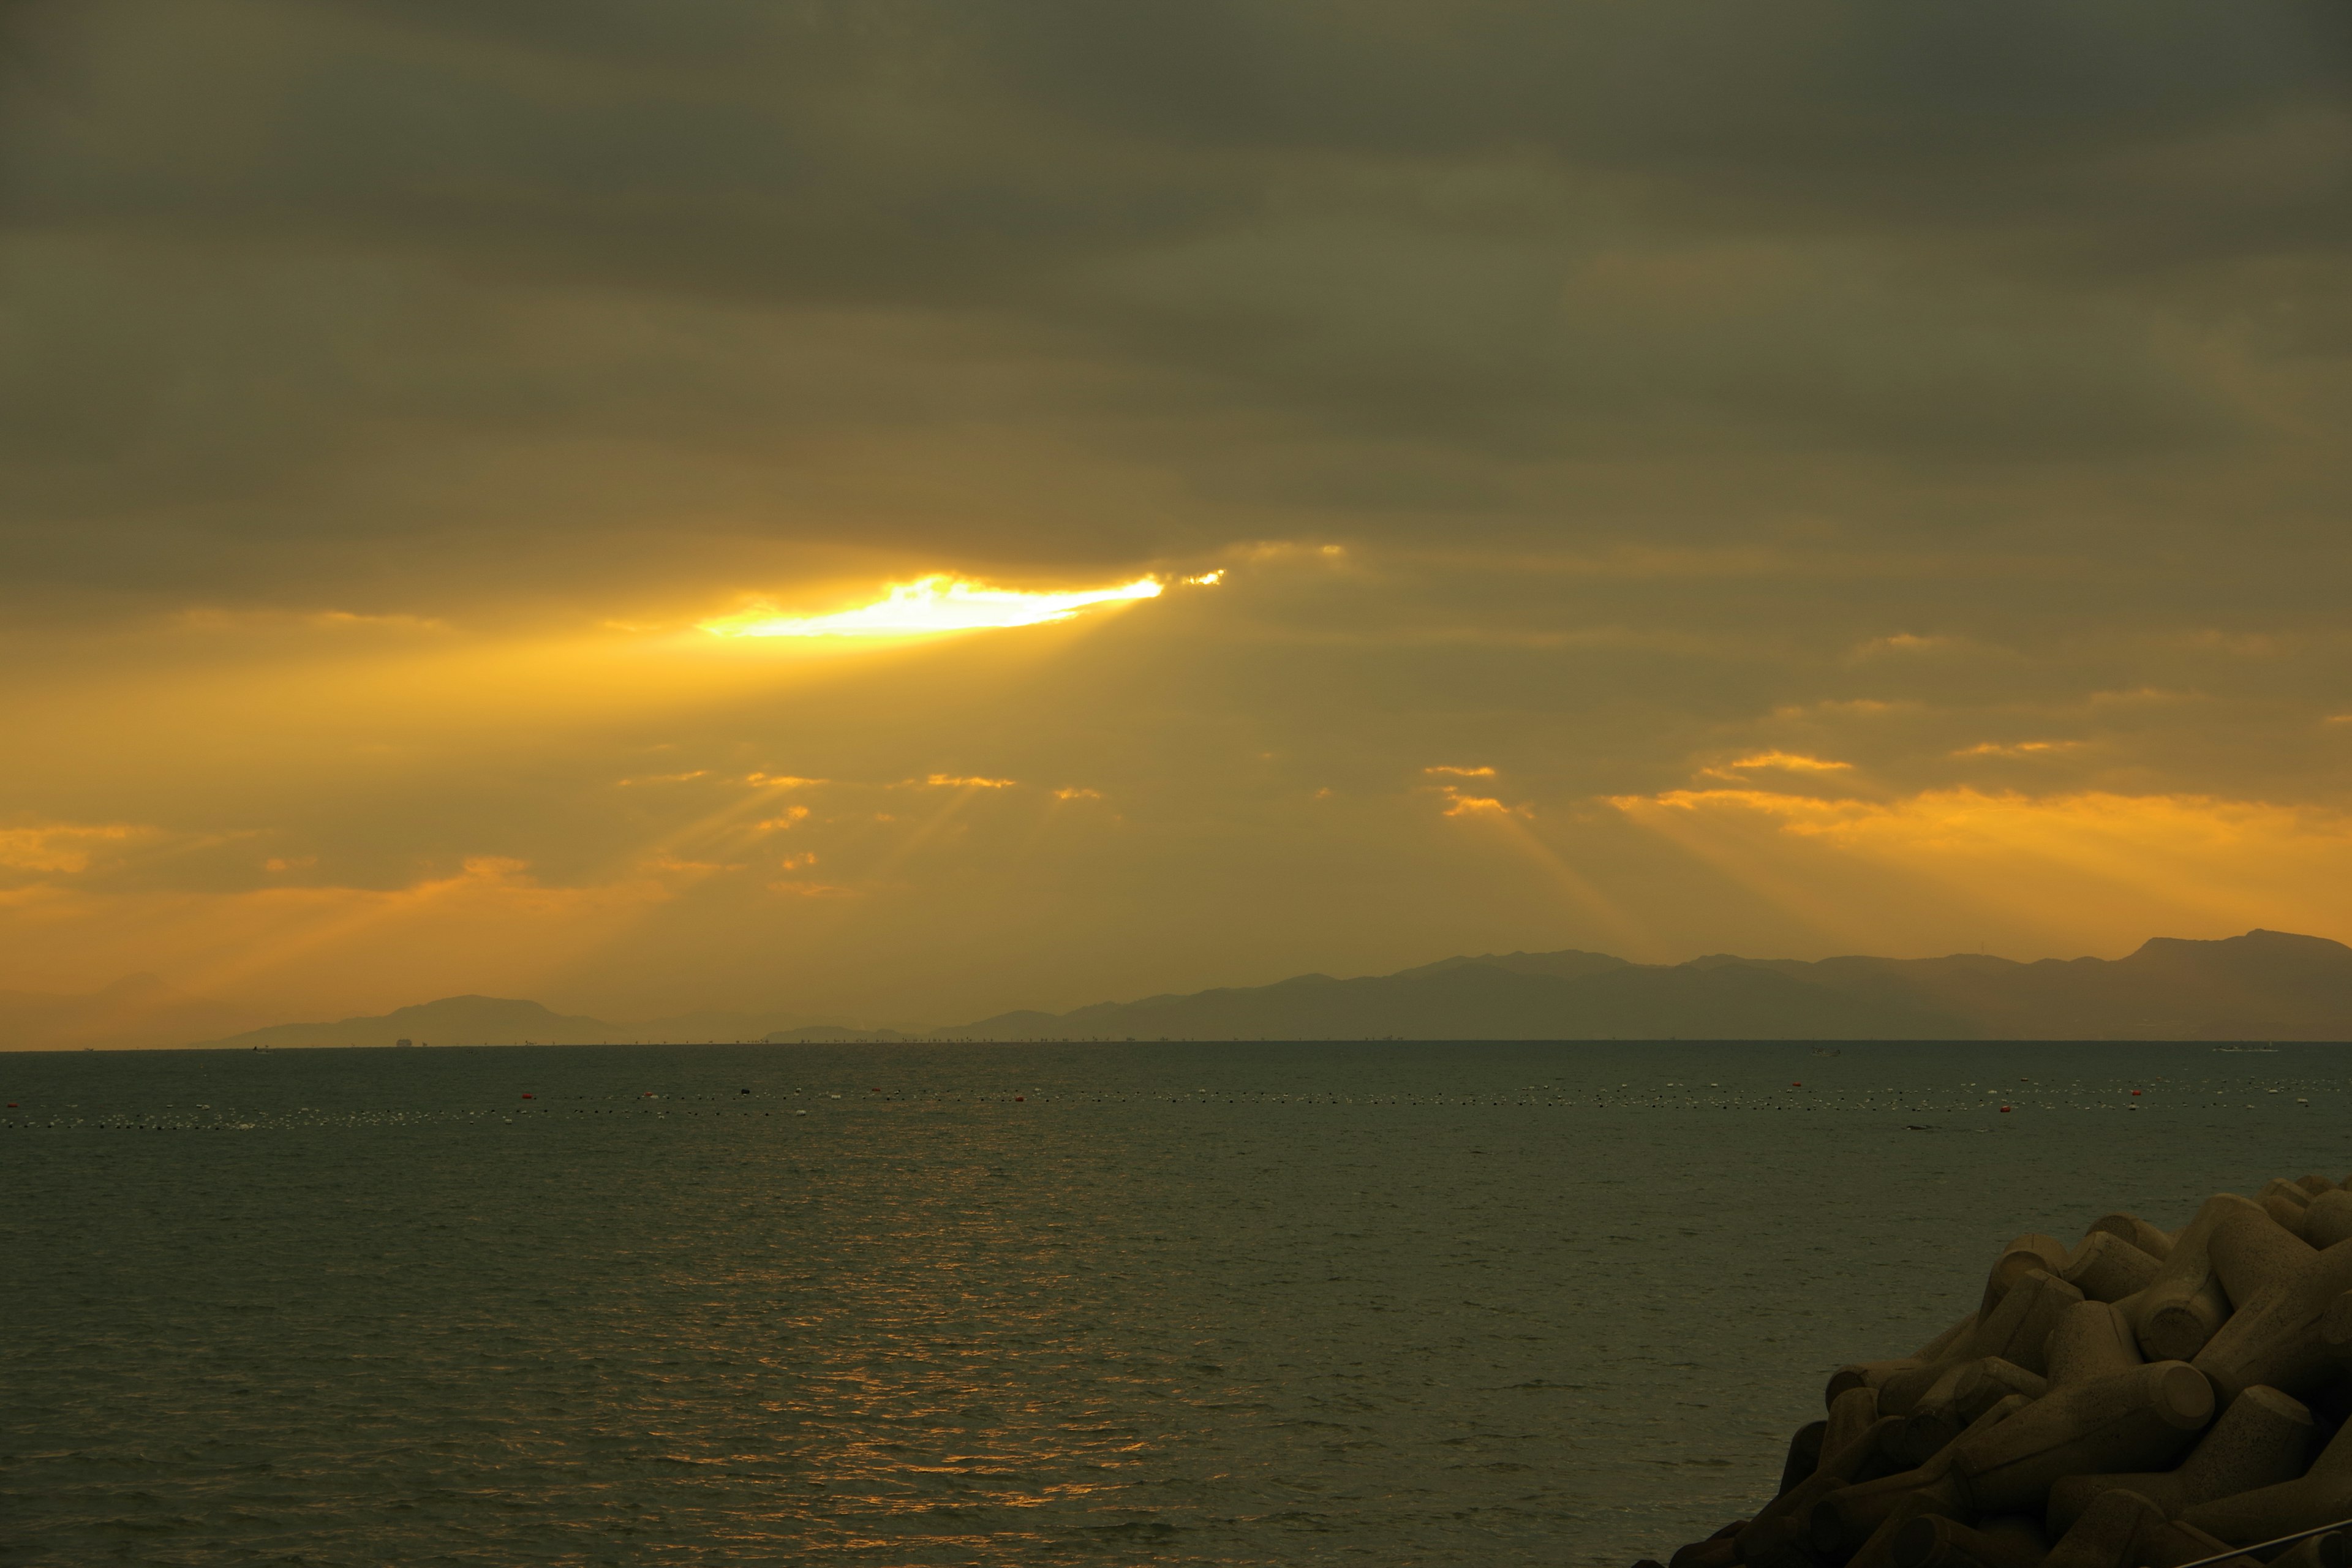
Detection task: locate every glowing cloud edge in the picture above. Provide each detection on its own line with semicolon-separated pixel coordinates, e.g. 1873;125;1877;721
699;573;1172;639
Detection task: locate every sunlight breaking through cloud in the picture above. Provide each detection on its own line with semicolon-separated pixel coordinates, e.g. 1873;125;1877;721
700;573;1166;639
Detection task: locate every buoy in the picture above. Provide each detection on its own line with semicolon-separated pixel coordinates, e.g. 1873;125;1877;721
522;1093;533;1099
1015;1095;1025;1102
2000;1104;2013;1112
1792;1082;1802;1087
2132;1089;2143;1096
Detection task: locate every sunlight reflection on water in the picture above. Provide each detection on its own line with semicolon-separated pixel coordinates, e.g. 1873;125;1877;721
5;1040;2346;1565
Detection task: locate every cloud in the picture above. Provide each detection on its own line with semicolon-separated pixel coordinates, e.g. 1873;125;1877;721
1954;740;2079;758
1701;752;1853;779
1423;764;1497;778
616;770;712;786
1608;784;2352;952
0;821;146;875
699;574;1164;639
1849;633;1966;661
1;2;2349;1025
1436;788;1526;818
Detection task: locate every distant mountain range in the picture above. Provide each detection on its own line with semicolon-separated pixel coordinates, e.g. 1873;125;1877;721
10;929;2350;1050
916;929;2352;1042
0;989;841;1052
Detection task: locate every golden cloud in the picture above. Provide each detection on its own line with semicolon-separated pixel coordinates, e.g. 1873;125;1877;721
699;574;1163;639
1437;787;1527;818
0;821;149;875
1727;751;1852;772
1954;740;2078;758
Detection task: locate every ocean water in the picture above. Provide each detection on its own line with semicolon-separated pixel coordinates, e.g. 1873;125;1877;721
5;1039;2349;1567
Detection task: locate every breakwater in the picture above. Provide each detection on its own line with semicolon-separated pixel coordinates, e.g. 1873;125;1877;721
1645;1178;2352;1566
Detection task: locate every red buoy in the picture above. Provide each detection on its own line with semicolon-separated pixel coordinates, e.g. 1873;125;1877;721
1999;1105;2012;1113
522;1093;533;1099
1015;1095;1025;1102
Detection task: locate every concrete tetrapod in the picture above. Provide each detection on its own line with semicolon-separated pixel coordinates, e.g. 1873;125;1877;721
1985;1235;2076;1317
2179;1409;2352;1544
1736;1414;1908;1564
1803;1398;2035;1566
1777;1420;1830;1502
2134;1196;2264;1363
2038;1488;2264;1568
2043;1302;2145;1389
1948;1360;2214;1515
1890;1513;2049;1567
1832;1314;1980;1409
2305;1191;2352;1251
2270;1532;2352;1568
1828;1387;1886;1460
1853;1490;2051;1568
2087;1213;2175;1263
2063;1232;2165;1305
1882;1272;2086;1415
1817;1360;2214;1550
1638;1185;2352;1568
2045;1384;2313;1534
2263;1179;2319;1241
1896;1360;2049;1466
1665;1519;1743;1568
2193;1216;2352;1405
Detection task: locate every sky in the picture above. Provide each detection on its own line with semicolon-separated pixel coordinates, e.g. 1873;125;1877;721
4;1;2351;1030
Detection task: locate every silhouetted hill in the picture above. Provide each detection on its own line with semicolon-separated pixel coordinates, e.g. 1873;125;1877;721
937;930;2352;1041
136;929;2352;1049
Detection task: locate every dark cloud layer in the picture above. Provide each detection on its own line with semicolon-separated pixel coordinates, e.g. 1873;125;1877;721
2;3;2349;1024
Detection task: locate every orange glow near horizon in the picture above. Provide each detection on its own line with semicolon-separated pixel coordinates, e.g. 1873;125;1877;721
699;573;1167;639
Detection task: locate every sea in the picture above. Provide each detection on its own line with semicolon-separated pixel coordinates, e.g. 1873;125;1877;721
5;1039;2348;1566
